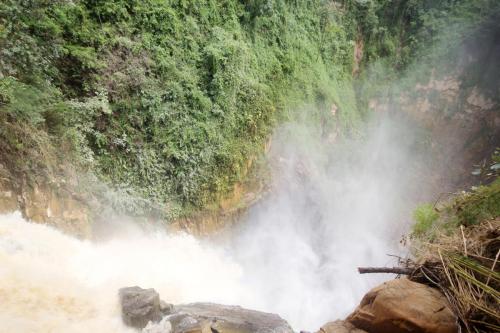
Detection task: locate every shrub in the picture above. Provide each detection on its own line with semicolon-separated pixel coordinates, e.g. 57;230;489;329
412;203;439;235
452;179;500;226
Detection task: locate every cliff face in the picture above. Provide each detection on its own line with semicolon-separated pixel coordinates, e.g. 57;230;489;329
369;74;499;193
364;10;500;196
0;165;90;237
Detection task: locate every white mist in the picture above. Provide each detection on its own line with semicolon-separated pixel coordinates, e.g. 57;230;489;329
0;116;432;332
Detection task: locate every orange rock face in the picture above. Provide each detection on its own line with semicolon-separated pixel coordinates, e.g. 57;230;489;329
347;279;458;333
319;320;367;333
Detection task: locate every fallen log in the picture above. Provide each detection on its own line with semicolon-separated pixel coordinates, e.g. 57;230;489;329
358;267;413;275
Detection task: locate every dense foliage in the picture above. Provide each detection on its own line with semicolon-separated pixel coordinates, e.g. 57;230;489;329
0;0;359;216
1;0;498;219
348;0;500;108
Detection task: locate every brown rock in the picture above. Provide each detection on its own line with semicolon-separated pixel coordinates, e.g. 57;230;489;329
0;182;17;214
21;182;91;238
318;320;367;333
347;279;458;333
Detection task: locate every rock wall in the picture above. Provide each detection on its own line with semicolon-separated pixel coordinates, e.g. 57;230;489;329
0;159;264;238
0;164;91;238
168;182;265;236
370;74;499;195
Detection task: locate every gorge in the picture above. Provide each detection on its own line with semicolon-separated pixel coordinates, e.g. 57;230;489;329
0;1;499;332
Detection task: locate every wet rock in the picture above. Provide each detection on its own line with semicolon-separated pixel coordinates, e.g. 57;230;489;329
119;286;162;329
347;279;458;333
163;302;294;333
167;313;203;333
143;317;173;333
160;300;174;315
318;320;367;333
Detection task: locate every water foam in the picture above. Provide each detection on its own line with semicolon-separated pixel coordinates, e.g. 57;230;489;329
0;212;247;333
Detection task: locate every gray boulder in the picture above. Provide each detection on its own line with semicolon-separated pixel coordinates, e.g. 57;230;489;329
164;302;294;333
119;286;162;329
160;300;174;316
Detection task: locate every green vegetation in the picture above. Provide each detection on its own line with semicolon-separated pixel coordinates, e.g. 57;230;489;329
1;0;499;220
347;0;500;67
411;178;500;240
350;0;500;109
451;179;500;227
0;0;360;217
412;203;439;235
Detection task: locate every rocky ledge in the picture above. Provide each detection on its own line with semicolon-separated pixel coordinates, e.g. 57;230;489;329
118;286;293;333
119;278;459;333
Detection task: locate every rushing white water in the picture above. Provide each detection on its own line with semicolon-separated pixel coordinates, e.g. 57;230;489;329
224;117;431;329
0;117;435;332
0;212;248;333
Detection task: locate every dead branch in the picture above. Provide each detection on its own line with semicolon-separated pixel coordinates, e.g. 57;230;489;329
358;267;413;275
